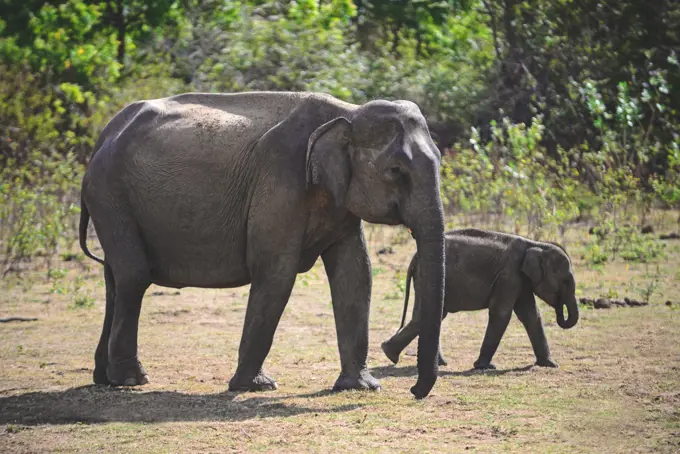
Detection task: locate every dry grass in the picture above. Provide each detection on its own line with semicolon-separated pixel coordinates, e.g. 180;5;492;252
1;221;679;453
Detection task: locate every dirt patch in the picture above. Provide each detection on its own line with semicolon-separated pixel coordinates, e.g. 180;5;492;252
1;222;679;452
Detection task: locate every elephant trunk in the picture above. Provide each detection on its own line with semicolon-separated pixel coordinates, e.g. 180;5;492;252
406;204;445;399
555;294;579;329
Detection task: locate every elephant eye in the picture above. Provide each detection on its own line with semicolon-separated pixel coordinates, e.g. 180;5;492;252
382;165;410;187
382;166;403;181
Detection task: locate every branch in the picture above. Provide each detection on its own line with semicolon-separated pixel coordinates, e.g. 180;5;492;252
482;0;502;61
0;317;38;323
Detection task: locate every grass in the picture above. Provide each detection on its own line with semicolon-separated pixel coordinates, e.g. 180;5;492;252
1;221;679;453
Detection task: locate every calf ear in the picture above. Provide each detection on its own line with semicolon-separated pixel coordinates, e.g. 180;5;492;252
521;247;544;286
305;117;352;207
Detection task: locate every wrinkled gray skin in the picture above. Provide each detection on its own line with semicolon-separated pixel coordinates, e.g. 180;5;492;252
79;92;445;399
382;229;578;369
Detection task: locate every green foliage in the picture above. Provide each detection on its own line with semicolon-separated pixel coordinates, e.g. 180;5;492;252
384;271;406;300
1;0;679;275
47;268;95;309
0;150;84;270
583;242;609;268
626;264;663;304
1;1;121;88
441;116;579;239
584;224;666;267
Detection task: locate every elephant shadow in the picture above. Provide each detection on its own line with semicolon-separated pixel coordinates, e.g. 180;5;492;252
0;386;361;426
370;364;535;379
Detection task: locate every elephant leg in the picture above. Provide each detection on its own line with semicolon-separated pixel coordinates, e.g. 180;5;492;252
382;287;422;364
474;306;512;370
93;262;115;384
382;303;448;365
381;320;420;365
228;257;297;392
322;227;380;392
103;226;151;386
514;292;557;367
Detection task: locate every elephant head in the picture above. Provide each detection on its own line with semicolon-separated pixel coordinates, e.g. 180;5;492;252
306;100;445;399
521;244;579;329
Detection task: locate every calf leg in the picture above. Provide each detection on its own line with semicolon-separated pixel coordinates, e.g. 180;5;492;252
474;307;512;370
514;292;557;367
474;274;522;370
381;320;420;365
382;300;448;366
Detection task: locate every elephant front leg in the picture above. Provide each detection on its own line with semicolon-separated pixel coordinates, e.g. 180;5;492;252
228;258;297;392
514;292;557;368
322;227;380;392
474;305;512;370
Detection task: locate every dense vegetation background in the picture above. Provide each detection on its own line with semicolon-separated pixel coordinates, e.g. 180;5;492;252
1;0;679;268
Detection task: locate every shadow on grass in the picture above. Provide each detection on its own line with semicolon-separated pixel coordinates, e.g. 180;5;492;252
371;364;535;379
0;387;360;426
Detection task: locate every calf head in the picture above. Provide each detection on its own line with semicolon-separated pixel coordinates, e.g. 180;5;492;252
521;244;579;329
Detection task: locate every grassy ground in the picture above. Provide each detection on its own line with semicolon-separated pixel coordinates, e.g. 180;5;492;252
1;220;679;453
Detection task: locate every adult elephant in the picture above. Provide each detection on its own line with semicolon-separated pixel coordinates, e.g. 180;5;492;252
79;91;446;399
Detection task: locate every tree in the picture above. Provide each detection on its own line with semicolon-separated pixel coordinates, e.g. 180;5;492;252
92;0;182;64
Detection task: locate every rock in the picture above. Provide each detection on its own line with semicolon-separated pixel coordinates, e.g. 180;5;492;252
579;297;593;306
641;225;654;234
580;296;649;309
659;233;680;240
594;298;611;309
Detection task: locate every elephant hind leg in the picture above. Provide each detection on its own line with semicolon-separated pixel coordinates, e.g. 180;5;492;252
382;307;448;366
94;216;151;387
93;262;115;384
106;266;150;386
381;321;420;365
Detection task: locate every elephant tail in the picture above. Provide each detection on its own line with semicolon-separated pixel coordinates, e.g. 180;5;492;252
79;195;105;265
400;253;418;330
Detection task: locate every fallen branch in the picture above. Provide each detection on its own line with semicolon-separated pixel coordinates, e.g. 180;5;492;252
0;317;39;323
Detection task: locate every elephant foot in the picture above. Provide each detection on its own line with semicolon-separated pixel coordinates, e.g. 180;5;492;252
381;341;401;365
473;360;496;370
93;363;110;385
333;370;381;392
107;357;149;386
228;372;278;392
535;358;559;368
438;354;448;366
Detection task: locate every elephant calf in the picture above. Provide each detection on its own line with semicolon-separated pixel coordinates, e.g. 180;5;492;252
381;228;578;369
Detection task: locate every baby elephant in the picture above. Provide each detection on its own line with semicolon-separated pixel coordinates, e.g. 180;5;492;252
381;228;578;369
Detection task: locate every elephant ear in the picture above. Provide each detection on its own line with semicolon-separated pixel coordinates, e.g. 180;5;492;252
305;117;352;207
521;247;544;286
